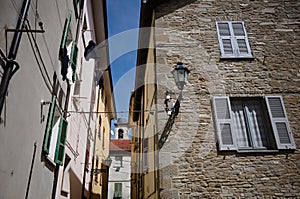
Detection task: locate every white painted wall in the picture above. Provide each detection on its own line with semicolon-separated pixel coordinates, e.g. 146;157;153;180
0;0;100;198
108;154;131;199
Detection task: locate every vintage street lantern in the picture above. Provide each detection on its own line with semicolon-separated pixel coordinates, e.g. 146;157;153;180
171;62;190;90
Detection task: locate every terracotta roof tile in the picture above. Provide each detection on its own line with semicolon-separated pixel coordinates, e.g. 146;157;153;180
110;139;131;151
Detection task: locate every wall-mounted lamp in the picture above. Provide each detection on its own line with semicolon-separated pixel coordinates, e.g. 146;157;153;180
159;62;190;149
164;62;190;116
92;156;112;174
171;62;190;91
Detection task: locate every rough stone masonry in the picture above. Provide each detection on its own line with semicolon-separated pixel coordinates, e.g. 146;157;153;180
155;0;300;198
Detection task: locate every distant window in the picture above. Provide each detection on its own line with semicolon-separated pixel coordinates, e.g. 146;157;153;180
59;12;78;82
95;158;99;183
73;58;82;96
102;127;106;148
118;129;124;139
212;96;296;151
143;138;149;172
115;156;123;168
113;183;122;199
216;21;252;58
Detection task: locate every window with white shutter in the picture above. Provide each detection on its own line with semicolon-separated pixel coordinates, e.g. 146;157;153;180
216;21;252;58
212;97;237;151
212;96;295;152
265;96;296;150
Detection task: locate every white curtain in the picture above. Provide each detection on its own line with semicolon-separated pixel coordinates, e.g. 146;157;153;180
231;99;270;149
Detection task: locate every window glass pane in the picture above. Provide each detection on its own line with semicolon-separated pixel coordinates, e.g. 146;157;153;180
232;22;245;36
231;101;250;148
218;23;231;36
231;98;271;149
114;183;122;198
222;39;233;54
245;101;270;148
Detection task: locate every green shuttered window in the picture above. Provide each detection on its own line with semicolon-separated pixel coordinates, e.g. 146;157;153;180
55;118;68;165
59;12;72;54
212;96;295;151
43;95;56;155
216;21;252;58
42;95;69;165
59;11;79;82
114;183;122;199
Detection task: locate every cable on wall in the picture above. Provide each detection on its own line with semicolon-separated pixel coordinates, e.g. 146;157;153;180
25;22;52;93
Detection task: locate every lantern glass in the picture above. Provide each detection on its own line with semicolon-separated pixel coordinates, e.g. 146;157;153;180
171;62;190;90
105;156;112;167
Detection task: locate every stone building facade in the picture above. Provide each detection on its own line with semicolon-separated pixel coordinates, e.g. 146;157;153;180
154;0;300;198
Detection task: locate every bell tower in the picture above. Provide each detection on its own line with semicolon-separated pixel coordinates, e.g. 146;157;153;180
114;118;129;139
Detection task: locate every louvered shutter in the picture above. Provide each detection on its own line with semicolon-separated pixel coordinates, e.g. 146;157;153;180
216;22;234;57
42;96;56;155
232;22;252;57
265;96;296;150
59;12;72;52
55;118;68;165
212;97;237;151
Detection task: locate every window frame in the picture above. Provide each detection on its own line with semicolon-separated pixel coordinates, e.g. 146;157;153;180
216;21;253;59
212;96;296;152
42;95;69;165
113;183;122;199
59;12;79;82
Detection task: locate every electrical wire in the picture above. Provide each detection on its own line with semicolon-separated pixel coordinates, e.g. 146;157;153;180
9;0;22;18
41;34;57;72
25;24;52;93
26;21;52;85
55;0;63;28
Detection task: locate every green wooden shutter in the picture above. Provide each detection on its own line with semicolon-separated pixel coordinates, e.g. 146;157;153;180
73;0;80;18
59;12;72;56
212;97;237;151
265;96;296;150
216;22;234;57
42;96;56;155
114;183;122;198
55;118;68;165
232;22;252;57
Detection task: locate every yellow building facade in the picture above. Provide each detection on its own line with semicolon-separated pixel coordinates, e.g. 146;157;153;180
129;2;160;199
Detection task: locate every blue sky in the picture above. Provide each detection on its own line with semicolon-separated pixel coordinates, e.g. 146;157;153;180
106;0;141;134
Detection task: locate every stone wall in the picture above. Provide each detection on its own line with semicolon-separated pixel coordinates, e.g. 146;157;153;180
155;0;300;198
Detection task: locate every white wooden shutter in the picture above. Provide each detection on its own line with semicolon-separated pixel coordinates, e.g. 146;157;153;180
265;96;296;150
216;22;234;57
212;97;237;151
232;22;252;58
217;21;252;58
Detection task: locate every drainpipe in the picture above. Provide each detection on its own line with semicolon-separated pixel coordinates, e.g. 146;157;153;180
0;0;31;115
